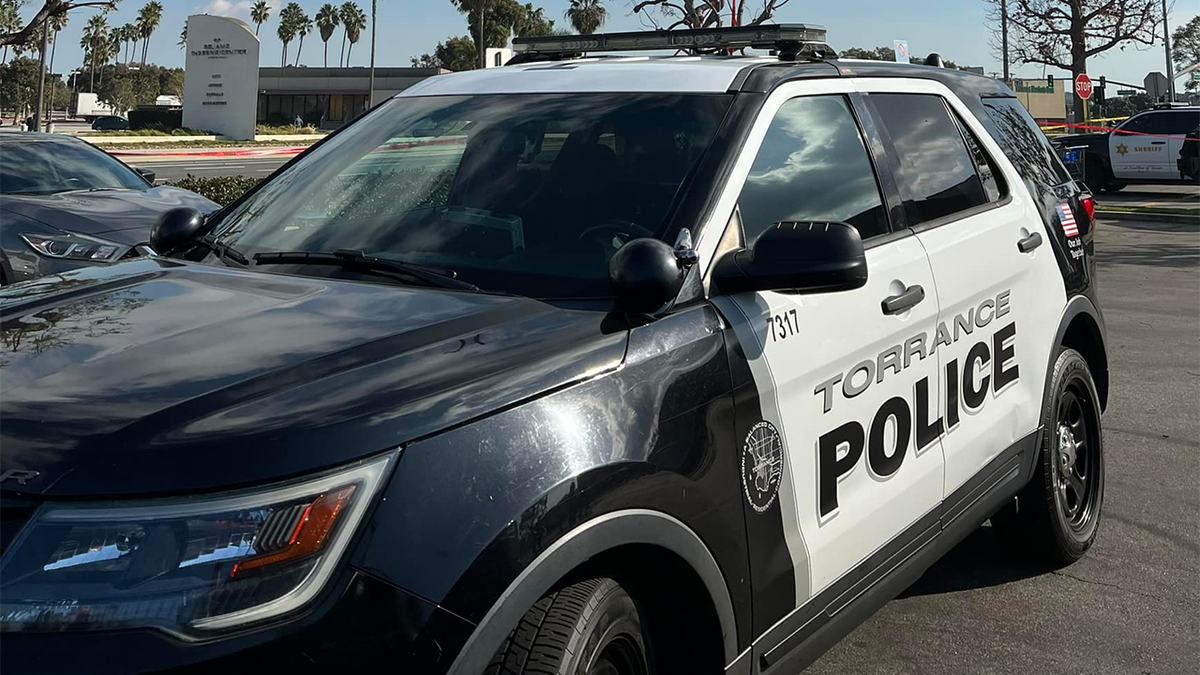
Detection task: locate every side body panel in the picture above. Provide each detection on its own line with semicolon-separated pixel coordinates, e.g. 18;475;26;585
352;304;751;670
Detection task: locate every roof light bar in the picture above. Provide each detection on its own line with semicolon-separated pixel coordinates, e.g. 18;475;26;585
512;24;829;57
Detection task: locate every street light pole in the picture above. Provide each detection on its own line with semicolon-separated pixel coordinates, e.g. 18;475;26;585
1001;0;1010;84
33;23;51;132
1162;0;1175;102
368;0;376;106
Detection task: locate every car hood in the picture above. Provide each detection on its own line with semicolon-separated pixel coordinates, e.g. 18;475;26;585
1;186;219;243
0;260;628;497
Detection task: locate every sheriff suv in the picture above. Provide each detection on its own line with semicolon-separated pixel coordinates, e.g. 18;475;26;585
0;25;1109;675
1056;103;1200;191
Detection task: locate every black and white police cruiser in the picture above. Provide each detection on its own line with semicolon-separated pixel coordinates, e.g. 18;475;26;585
1057;103;1200;191
0;25;1109;675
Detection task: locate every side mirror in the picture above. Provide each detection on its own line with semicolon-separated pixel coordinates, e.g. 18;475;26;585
135;166;156;183
608;238;687;313
713;221;867;295
150;207;205;257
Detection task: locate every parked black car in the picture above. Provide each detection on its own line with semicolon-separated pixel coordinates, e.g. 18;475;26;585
0;133;218;284
91;115;130;131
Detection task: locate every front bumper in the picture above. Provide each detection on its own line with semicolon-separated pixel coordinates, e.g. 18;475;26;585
0;570;475;674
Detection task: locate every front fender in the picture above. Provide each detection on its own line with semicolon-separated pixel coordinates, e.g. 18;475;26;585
349;304;750;671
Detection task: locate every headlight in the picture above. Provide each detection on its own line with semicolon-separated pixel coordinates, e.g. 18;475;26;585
21;231;127;262
0;452;395;639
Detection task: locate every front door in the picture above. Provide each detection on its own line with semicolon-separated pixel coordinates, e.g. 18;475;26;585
709;88;945;624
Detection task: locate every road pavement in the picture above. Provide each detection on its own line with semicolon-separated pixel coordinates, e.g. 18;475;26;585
807;216;1199;675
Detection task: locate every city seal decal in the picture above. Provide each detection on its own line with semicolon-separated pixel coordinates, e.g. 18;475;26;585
741;420;785;513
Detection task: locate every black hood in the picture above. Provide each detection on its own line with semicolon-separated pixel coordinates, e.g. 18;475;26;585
1;186;219;243
0;260;627;497
1053;131;1109;147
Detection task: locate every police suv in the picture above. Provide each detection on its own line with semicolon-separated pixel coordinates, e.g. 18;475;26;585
0;25;1109;675
1057;103;1200;191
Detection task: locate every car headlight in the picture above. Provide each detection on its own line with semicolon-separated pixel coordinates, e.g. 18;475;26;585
0;452;395;639
20;231;127;262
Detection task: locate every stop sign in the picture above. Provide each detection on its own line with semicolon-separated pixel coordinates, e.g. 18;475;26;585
1075;73;1094;100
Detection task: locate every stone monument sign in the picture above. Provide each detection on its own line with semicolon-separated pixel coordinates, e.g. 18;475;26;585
183;15;259;140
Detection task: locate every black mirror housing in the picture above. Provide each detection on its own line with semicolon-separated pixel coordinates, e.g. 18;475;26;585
135;166;156;183
608;238;687;313
150;207;206;257
713;221;868;295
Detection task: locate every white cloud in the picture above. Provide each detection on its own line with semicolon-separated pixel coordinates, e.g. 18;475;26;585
194;0;278;25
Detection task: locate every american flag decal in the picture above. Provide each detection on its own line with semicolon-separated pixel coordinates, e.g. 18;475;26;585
1057;204;1079;237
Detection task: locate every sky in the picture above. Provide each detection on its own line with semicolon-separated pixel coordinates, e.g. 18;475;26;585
21;0;1200;89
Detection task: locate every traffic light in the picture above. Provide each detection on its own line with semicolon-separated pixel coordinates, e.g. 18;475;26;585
1098;76;1106;90
1047;74;1054;88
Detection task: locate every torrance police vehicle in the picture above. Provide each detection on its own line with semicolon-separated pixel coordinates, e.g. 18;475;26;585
1;25;1109;675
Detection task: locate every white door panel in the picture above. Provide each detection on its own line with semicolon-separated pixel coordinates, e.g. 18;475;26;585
714;236;943;594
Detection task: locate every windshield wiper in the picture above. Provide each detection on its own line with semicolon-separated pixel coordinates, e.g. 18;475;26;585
194;234;249;266
252;249;479;291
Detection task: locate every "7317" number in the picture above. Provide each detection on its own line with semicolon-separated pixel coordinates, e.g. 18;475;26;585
769;309;799;342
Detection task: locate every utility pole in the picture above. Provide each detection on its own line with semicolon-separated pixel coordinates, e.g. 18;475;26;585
368;0;376;106
1001;0;1010;84
33;24;50;132
478;0;487;70
1162;0;1175;102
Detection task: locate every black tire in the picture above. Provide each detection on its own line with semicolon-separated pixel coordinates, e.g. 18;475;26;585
486;578;651;675
994;348;1104;563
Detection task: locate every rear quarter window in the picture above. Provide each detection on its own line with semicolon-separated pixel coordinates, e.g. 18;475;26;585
980;98;1073;191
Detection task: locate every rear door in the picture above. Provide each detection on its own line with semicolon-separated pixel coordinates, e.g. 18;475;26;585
1165;110;1200;177
704;80;945;637
858;81;1066;502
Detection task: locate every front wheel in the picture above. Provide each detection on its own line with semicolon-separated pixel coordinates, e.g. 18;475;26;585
486;578;651;675
993;348;1104;563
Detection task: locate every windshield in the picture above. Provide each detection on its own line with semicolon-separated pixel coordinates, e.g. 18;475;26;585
210;93;732;298
0;141;147;195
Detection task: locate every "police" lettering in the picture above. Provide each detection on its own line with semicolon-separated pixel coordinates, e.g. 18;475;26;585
815;291;1019;518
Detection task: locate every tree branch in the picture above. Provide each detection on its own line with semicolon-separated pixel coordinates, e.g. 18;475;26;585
0;1;115;47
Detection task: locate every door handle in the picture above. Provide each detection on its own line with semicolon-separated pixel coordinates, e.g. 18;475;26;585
1018;232;1043;253
882;285;925;315
1151;141;1166;145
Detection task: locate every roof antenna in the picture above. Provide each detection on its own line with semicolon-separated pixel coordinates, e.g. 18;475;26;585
926;52;945;68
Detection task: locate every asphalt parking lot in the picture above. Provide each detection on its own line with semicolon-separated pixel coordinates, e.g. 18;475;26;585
808;215;1200;675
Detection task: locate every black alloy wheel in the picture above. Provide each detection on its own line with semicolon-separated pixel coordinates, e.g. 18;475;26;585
993;347;1104;563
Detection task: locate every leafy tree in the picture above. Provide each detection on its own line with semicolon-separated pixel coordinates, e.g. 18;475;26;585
1;0;115;48
451;0;555;68
251;0;270;35
411;34;477;71
0;56;39;115
1173;16;1199;91
839;45;960;68
513;3;554;37
983;0;1161;122
565;0;605;34
316;3;339;67
135;1;161;65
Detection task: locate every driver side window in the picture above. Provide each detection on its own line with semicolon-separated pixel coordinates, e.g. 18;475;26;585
736;96;890;245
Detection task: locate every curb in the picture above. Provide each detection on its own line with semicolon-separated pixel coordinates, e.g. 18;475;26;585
1096;210;1199;225
108;147;307;159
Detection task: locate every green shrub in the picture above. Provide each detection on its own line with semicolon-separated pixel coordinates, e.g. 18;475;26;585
168;175;263;206
256;123;321;135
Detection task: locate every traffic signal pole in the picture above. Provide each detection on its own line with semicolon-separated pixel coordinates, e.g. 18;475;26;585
1162;0;1175;102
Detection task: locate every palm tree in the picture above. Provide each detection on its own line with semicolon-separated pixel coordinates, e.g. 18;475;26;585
45;11;69;115
338;2;360;67
277;10;296;67
343;4;365;66
293;12;312;66
178;21;187;49
565;0;606;35
0;2;21;65
251;0;271;35
81;14;108;91
136;1;163;66
316;3;339;67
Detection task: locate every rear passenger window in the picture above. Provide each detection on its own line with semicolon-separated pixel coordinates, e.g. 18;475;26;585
981;97;1073;191
870;93;988;226
737;96;889;244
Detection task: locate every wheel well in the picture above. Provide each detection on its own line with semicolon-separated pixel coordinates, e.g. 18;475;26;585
1061;313;1109;411
571;544;726;673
